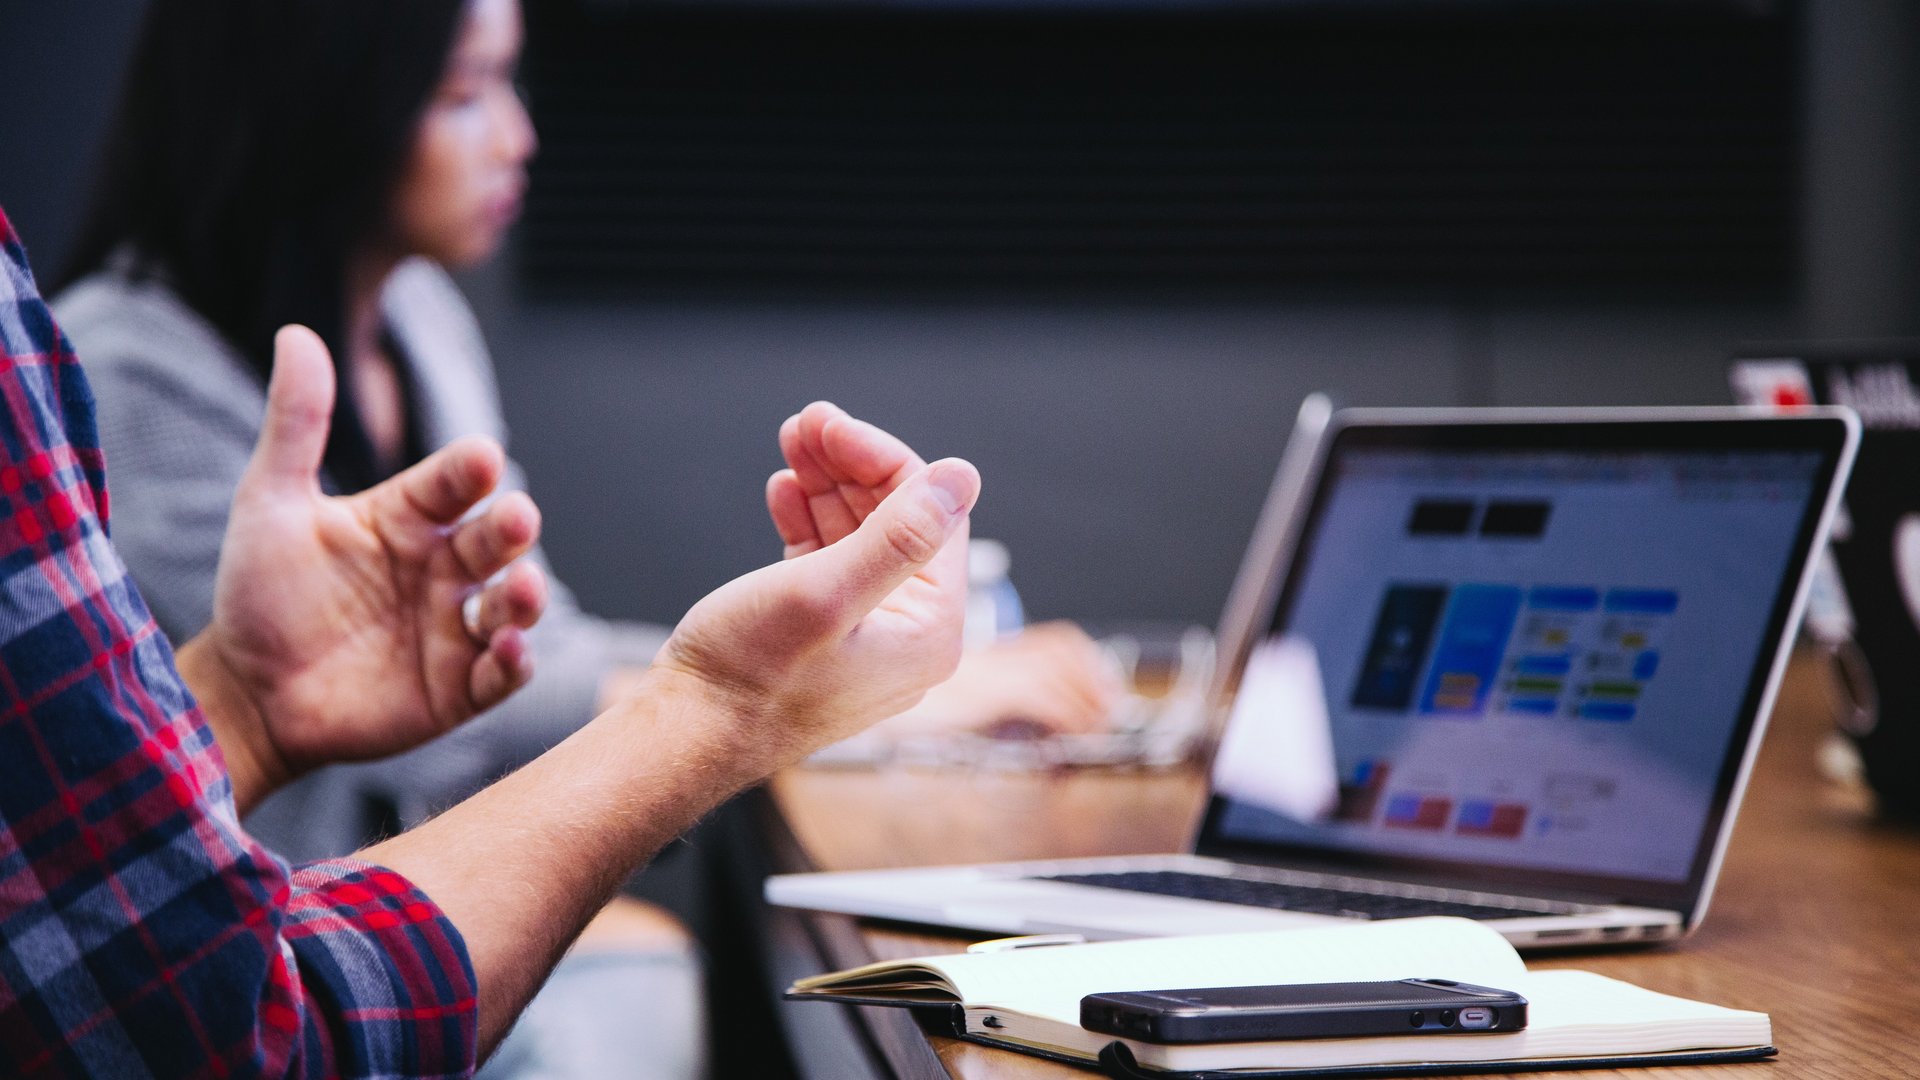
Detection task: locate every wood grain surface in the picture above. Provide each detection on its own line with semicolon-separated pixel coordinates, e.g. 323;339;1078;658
771;652;1920;1079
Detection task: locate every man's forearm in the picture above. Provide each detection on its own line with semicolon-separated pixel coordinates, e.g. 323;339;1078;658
362;666;781;1058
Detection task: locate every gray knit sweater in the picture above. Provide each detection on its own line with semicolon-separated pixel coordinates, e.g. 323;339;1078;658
54;257;668;861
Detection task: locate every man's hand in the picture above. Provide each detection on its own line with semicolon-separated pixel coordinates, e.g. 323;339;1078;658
767;402;1120;740
181;326;547;812
647;403;979;766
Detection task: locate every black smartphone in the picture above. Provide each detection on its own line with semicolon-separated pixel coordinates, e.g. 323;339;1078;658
1080;979;1528;1044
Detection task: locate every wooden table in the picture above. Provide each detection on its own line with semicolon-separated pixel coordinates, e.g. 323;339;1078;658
765;652;1920;1079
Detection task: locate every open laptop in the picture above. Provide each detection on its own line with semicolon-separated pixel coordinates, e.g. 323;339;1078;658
768;407;1859;949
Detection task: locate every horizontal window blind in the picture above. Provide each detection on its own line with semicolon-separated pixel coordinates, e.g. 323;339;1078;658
521;4;1795;297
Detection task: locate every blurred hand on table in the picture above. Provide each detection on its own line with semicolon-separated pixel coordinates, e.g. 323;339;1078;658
876;620;1123;739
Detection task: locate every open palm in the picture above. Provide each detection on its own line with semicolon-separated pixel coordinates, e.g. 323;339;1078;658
204;327;546;789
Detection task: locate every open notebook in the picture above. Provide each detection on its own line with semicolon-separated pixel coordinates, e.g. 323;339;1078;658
787;919;1773;1077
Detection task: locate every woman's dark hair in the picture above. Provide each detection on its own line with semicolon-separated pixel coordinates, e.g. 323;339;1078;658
58;0;468;493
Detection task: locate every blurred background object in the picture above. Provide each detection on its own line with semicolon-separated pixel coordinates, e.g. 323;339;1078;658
965;538;1025;647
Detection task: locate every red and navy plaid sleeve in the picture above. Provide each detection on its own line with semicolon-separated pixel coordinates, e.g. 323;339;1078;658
0;209;479;1078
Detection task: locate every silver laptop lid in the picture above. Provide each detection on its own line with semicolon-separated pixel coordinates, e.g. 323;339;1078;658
1196;407;1858;922
1208;392;1336;719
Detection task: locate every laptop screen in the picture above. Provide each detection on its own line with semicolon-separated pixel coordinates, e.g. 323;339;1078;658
1201;417;1849;910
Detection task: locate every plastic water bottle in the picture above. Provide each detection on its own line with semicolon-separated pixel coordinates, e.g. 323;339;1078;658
965;539;1024;647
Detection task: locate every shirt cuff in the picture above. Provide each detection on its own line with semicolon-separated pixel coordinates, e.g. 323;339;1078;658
283;858;478;1078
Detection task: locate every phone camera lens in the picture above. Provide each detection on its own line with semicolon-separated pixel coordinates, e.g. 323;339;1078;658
1440;1010;1457;1027
1409;1010;1424;1028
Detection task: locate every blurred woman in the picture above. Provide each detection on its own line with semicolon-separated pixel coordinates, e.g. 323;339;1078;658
55;0;1117;1073
57;8;709;1076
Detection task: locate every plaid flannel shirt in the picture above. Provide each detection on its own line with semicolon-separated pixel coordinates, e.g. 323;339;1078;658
0;209;478;1078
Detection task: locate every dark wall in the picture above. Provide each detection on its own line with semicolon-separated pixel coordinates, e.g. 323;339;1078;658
2;1;1915;630
516;6;1797;296
1802;0;1920;336
0;0;146;278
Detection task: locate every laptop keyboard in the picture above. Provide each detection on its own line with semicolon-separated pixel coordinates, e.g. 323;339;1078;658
1035;870;1564;921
